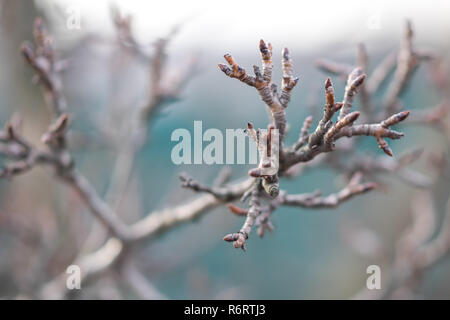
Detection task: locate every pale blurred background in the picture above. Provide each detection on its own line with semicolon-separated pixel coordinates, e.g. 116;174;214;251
0;0;449;299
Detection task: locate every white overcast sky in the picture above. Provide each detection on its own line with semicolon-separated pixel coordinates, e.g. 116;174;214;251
35;0;450;53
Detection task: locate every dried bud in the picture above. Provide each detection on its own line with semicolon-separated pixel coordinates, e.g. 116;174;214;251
334;102;344;110
282;47;290;60
223;233;238;242
377;137;394;157
259;39;271;57
248;168;262;178
382;146;393;157
325;77;333;90
383;110;410;127
346;111;361;124
223;54;234;66
218;63;231;76
397;110;410;121
325;77;335;107
226;204;248;216
351;74;366;88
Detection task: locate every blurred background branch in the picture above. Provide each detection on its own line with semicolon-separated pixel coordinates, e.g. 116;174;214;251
0;0;449;300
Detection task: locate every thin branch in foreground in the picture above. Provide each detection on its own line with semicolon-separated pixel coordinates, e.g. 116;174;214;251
281;172;376;208
334;111;410;156
223;184;262;251
183;38;412;251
